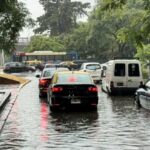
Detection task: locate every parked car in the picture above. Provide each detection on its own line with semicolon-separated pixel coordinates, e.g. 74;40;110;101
101;59;143;95
3;62;35;73
79;62;102;83
47;71;98;112
135;79;150;110
37;67;70;97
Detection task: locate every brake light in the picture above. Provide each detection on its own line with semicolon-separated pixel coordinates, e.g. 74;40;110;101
51;87;63;92
88;87;98;92
39;79;47;86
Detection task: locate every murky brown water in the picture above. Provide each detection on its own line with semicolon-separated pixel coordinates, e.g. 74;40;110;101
1;73;150;149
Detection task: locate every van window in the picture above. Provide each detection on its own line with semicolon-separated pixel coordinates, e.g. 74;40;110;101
114;64;125;76
128;64;140;76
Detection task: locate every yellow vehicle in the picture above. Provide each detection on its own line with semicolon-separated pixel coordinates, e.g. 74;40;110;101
24;59;42;66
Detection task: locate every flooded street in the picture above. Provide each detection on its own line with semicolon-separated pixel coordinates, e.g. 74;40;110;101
1;73;150;149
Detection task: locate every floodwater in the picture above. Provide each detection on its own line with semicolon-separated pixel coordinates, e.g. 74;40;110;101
1;72;150;150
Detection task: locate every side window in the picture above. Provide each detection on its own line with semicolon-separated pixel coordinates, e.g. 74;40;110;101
128;64;140;76
114;64;125;76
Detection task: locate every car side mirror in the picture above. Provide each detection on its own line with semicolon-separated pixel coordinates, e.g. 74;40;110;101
36;74;40;78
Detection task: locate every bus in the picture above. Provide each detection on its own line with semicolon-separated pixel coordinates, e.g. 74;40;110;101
13;51;67;63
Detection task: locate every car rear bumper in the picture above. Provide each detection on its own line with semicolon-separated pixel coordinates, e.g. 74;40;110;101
110;87;138;95
39;87;48;94
51;96;98;107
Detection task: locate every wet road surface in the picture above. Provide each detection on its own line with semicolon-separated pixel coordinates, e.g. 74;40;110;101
1;73;150;149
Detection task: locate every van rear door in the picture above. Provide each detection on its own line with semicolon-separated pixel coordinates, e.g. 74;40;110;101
114;63;127;88
127;63;142;88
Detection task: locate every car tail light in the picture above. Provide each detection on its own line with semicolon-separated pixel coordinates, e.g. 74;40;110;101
39;79;48;86
51;87;63;92
88;87;98;92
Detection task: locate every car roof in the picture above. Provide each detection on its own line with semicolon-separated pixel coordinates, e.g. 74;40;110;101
82;62;100;65
42;68;56;71
55;71;90;75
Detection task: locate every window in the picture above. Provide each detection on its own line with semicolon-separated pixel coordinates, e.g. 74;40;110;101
128;64;139;76
86;64;101;70
43;70;55;77
57;74;92;84
114;64;125;76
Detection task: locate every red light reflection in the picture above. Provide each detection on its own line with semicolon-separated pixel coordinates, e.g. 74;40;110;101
68;76;77;82
40;102;49;142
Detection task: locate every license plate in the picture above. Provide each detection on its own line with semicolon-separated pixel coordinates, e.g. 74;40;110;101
71;99;80;104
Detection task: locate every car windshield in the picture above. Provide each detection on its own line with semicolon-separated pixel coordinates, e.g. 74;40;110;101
43;70;55;77
57;74;92;84
86;64;101;70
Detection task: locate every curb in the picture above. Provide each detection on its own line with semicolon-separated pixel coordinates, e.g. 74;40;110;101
0;91;11;113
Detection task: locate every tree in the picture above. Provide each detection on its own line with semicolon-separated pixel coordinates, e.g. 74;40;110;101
99;0;150;47
0;0;32;54
64;23;89;59
34;0;90;36
25;35;65;52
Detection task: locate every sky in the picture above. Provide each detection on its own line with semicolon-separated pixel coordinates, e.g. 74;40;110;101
20;0;96;37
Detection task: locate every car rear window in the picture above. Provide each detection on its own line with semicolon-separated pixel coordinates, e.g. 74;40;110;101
86;64;101;70
57;74;93;84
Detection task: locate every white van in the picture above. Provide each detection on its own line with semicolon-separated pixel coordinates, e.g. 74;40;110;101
101;59;144;95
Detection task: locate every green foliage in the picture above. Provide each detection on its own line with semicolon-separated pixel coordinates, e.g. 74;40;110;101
101;0;127;10
58;0;150;62
64;23;89;59
142;66;149;79
25;35;65;52
98;0;150;47
0;0;33;54
135;44;150;61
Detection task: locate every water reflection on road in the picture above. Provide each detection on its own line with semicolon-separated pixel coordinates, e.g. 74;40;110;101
0;73;150;149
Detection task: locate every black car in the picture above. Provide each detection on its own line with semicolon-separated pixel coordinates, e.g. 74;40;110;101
47;71;98;112
3;62;35;73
